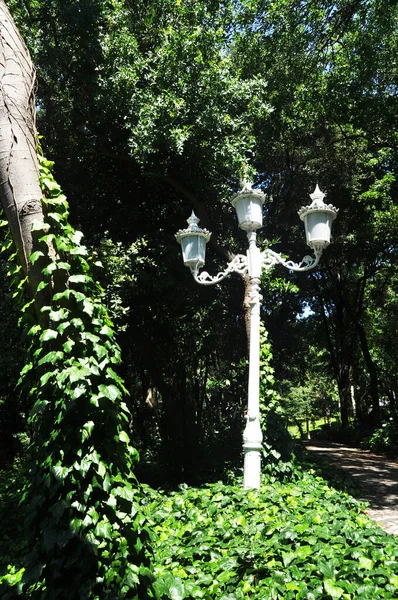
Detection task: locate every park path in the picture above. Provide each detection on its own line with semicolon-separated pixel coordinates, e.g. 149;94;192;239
304;440;398;536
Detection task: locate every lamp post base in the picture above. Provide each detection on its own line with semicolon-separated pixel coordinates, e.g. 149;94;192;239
243;442;262;490
243;415;263;490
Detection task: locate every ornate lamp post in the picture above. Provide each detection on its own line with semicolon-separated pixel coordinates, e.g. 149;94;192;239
175;182;338;489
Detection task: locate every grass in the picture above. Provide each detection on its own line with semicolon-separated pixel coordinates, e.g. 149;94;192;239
288;418;341;440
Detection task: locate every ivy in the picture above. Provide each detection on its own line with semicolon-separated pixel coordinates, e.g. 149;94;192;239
0;150;156;598
259;322;296;480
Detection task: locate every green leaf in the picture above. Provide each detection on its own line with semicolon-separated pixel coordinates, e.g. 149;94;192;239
70;230;84;245
358;555;373;570
154;576;186;600
118;430;130;444
40;329;58;343
49;308;69;322
30;250;45;264
28;324;41;336
99;384;121;401
41;177;61;192
68;366;92;383
324;579;344;599
69;274;89;284
36;280;49;292
63;339;75;353
83;299;95;316
47;212;62;223
318;561;335;580
38;350;64;366
57;261;71;270
83;421;94;438
57;321;71;335
95;519;112;540
52;465;69;481
31;221;50;232
100;325;114;339
40;371;56;386
31;399;49;415
53;290;71;302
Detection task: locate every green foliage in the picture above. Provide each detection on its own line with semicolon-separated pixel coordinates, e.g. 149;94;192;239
368;423;398;456
0;459;28;595
259;322;295;479
147;473;398;599
95;234;155;331
0;152;155;598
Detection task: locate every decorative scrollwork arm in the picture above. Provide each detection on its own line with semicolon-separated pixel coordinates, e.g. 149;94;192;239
191;254;248;286
261;244;323;273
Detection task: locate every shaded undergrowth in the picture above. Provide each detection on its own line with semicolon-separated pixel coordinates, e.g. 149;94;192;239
2;449;398;599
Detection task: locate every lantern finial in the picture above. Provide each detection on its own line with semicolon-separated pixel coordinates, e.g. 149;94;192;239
186;211;202;231
309;184;326;207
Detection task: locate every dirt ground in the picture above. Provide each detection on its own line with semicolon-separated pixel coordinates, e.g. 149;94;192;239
304;440;398;536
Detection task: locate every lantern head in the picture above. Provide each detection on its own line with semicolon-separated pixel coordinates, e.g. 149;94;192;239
175;212;211;270
298;185;338;249
231;181;265;231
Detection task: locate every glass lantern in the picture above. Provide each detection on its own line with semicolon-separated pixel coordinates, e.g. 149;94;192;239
175;212;211;270
231;181;265;231
298;185;338;249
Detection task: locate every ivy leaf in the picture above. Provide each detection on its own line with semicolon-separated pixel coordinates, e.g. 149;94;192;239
69;274;91;284
154;576;186;600
40;329;58;343
49;308;69;322
83;299;95;316
38;351;64;366
359;556;374;570
82;421;95;439
100;325;114;339
324;579;344;599
99;384;121;401
68;366;92;383
37;280;49;292
52;465;69;481
57;261;71;270
31;399;49;415
47;212;62;223
31;221;50;232
70;230;84;245
57;321;71;335
28;325;41;336
318;561;335;580
63;339;75;353
95;520;112;540
30;250;45;264
40;371;56;386
118;431;130;444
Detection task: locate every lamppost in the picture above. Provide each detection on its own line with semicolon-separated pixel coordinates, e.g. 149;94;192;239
175;182;338;489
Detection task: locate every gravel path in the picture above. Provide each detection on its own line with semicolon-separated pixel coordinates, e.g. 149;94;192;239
304;440;398;536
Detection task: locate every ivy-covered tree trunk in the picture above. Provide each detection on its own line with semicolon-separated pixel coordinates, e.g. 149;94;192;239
0;1;45;299
0;3;155;598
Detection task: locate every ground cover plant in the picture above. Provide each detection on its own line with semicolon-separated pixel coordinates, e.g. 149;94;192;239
146;471;398;600
2;457;398;598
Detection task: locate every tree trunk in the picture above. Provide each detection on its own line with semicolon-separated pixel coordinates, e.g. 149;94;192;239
0;1;46;301
355;319;381;426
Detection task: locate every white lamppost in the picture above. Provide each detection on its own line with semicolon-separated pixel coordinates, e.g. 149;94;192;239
175;182;338;490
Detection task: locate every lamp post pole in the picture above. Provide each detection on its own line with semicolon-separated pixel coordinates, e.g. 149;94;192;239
243;230;263;489
176;182;338;490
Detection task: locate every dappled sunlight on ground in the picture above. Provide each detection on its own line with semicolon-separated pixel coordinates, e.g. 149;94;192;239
305;441;398;535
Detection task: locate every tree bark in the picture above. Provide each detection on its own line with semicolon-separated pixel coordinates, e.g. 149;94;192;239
0;1;45;298
355;319;381;425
